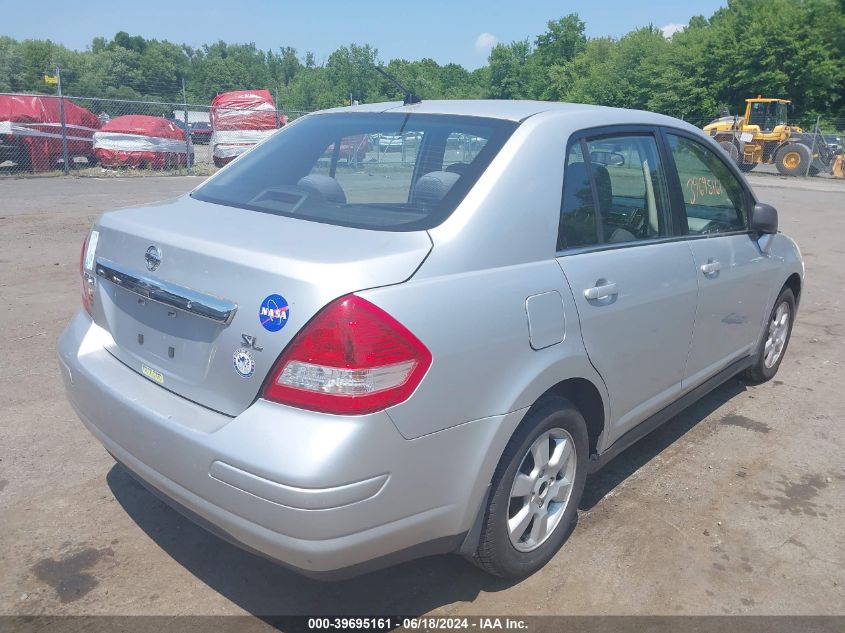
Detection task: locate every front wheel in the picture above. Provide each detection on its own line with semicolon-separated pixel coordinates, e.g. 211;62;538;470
471;396;588;578
775;143;811;176
741;287;795;384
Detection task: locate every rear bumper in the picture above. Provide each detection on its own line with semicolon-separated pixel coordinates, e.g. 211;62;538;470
58;311;514;577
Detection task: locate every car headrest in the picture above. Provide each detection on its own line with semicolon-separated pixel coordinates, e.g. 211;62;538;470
445;163;470;175
564;162;612;214
297;174;346;204
411;171;460;208
592;163;612;211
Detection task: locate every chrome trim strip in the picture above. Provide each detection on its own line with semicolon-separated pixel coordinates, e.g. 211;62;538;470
555;230;754;258
95;258;238;325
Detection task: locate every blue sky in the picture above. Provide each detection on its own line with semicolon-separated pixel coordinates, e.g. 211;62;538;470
5;0;726;68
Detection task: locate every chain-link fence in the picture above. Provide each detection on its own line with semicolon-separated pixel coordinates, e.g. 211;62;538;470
1;91;843;179
0;91;310;176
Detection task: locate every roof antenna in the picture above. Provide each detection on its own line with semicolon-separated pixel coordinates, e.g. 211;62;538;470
373;65;421;106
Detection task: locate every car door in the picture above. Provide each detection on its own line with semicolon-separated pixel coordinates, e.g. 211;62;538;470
662;131;778;389
555;128;699;443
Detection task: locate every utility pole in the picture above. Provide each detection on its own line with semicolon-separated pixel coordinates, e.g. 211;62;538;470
56;68;69;175
805;114;820;178
182;77;192;173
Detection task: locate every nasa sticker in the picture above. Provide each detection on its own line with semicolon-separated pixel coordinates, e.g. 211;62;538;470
232;348;256;378
259;294;290;332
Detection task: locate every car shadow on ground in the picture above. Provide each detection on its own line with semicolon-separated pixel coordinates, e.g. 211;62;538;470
106;466;516;621
107;377;746;623
581;377;747;509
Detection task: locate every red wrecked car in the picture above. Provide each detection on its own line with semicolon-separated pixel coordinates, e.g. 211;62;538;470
324;134;369;162
0;94;100;171
210;89;281;167
93;115;192;169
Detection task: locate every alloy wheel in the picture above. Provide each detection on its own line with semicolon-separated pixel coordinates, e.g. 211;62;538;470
507;428;577;552
764;301;791;368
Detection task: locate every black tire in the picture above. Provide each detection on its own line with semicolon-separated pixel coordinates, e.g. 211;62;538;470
741;286;795;384
775;143;811;176
738;161;756;173
718;140;739;163
808;166;820;177
472;396;588;578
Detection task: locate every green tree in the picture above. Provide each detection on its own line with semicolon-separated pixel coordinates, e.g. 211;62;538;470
325;44;380;103
0;36;26;91
535;14;587;67
275;46;302;87
488;39;540;99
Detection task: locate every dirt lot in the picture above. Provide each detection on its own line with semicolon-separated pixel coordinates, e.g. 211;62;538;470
0;173;843;620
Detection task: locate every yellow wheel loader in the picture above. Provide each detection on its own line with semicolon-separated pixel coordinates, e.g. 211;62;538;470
703;97;844;177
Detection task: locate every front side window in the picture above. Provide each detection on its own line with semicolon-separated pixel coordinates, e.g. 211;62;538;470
558;133;671;250
192;113;516;231
667;134;748;235
748;102;769;129
747;101;787;131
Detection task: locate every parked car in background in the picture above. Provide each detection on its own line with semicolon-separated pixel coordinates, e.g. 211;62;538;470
323;133;369;162
0;94;100;171
93;115;192;170
374;131;422;151
210;89;279;167
60;100;803;581
189;121;212;144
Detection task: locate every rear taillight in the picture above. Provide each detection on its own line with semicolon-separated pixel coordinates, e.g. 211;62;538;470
80;230;98;315
262;295;432;415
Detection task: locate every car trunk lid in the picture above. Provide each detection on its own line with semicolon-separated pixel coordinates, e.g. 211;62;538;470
90;195;431;416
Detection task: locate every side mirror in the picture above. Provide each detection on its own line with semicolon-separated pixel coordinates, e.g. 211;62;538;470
750;202;778;234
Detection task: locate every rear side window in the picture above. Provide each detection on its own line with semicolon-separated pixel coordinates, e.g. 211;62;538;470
192;113;517;231
667;134;749;234
558;133;671;250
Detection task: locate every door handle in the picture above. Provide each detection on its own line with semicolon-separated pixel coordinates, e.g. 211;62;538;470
700;259;721;276
584;281;618;301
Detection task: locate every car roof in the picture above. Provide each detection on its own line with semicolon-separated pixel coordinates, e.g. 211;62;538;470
317;99;694;128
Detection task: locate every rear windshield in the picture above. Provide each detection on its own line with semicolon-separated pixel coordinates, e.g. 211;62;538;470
192;112;518;231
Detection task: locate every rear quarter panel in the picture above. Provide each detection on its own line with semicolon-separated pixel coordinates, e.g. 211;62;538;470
361;260;606;440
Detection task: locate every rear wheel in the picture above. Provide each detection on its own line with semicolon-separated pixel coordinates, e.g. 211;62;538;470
719;140;739;163
741;287;795;384
472;396;588;578
775;143;811;176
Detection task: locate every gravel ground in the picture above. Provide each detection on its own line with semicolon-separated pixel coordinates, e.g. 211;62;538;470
0;172;843;619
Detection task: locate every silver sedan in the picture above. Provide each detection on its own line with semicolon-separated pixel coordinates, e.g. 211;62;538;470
59;99;803;579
